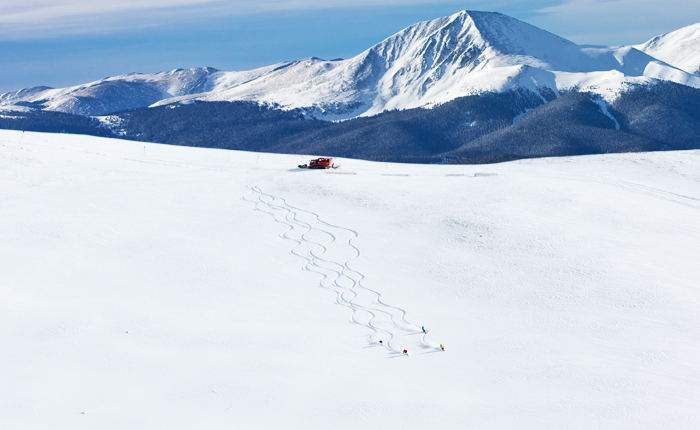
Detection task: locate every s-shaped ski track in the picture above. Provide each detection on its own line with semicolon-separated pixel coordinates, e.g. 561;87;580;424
243;186;437;355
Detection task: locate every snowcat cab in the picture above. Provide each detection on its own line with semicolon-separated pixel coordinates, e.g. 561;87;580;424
308;157;334;169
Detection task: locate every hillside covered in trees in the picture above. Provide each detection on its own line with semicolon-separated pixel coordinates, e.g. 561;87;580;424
2;82;700;164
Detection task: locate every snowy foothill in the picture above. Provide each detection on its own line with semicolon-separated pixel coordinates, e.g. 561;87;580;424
1;129;700;429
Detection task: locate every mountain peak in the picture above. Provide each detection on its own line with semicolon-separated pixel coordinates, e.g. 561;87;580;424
369;10;579;74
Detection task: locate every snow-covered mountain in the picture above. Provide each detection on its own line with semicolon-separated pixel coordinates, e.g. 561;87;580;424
156;11;697;118
2;11;700;119
636;22;700;76
0;64;293;116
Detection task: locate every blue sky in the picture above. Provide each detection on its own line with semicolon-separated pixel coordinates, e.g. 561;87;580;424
1;0;699;93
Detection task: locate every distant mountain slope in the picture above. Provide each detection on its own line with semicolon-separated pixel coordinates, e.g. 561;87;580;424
610;81;700;147
92;89;546;162
0;64;292;116
2;11;700;119
636;23;700;76
447;82;700;163
446;92;661;163
0;105;112;136
6;83;700;164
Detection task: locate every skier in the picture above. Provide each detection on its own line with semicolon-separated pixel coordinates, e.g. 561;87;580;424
440;344;444;351
403;349;409;356
421;326;426;333
379;340;383;345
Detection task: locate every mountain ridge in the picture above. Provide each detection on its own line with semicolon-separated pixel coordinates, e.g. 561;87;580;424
2;11;700;119
636;22;700;76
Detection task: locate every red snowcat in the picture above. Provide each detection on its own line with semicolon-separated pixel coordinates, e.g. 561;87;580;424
299;157;335;169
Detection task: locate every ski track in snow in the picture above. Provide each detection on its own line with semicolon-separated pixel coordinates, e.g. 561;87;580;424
540;170;700;209
243;186;436;356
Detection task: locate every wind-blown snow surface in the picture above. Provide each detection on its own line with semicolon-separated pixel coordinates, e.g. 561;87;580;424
2;130;700;429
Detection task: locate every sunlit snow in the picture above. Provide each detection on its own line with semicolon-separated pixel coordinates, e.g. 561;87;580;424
1;130;699;429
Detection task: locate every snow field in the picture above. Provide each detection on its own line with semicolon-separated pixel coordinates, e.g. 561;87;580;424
1;129;699;429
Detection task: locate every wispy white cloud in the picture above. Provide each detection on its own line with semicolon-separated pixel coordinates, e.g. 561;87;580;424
0;0;469;38
0;1;209;38
0;0;212;23
0;1;449;27
529;0;700;45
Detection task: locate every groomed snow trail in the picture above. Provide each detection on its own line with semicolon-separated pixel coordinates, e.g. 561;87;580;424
243;186;437;356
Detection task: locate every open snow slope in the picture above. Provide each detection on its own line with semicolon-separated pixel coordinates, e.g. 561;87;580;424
1;130;700;429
